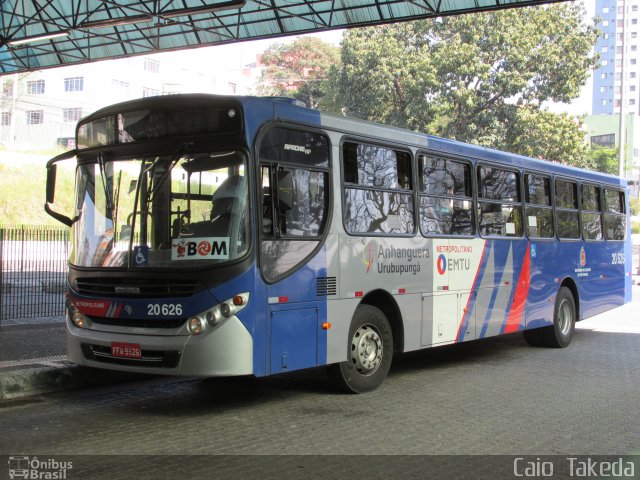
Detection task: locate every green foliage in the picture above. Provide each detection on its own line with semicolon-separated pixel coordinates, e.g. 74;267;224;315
333;3;599;167
587;145;619;175
256;37;341;110
632;222;640;234
630;198;640;217
0;155;75;226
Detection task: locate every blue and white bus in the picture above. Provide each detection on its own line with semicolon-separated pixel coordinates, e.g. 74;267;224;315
45;94;632;393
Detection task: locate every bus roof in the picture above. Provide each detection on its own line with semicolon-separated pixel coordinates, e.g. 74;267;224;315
79;94;627;189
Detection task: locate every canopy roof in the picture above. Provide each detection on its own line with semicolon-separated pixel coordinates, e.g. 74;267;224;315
0;0;567;75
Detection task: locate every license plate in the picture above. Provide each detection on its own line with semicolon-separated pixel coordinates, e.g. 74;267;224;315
111;342;142;359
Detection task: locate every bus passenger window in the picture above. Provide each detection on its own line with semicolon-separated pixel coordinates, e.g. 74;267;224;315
418;155;474;236
580;184;602;240
603;189;626;240
343;142;414;235
524;173;554;238
477;166;522;237
555;179;580;239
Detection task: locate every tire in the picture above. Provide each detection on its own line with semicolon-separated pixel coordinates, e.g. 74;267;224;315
328;305;393;394
526;286;576;348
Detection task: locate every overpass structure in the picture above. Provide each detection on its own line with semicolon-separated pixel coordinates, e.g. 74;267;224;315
0;0;569;74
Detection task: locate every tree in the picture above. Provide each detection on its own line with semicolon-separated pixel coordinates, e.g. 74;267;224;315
256;37;340;110
334;3;599;166
588;145;619;175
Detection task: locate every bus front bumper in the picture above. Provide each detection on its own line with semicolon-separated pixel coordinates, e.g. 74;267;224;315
66;316;253;377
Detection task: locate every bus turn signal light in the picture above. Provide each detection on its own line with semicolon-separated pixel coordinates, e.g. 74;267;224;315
322;322;331;330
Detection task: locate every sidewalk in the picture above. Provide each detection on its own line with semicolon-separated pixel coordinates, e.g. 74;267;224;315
0;315;147;402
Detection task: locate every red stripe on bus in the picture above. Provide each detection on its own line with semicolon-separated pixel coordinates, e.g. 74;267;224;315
504;243;531;334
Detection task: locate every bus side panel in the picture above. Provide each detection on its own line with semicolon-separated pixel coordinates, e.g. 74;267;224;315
524;241;559;329
260;246;328;376
578;241;627;320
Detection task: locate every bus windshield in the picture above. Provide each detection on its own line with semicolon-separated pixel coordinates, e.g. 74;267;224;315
71;150;249;269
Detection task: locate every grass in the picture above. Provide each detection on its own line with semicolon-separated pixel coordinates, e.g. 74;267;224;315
0;152;75;226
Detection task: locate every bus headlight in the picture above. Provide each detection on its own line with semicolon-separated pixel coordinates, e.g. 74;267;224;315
188;317;204;335
205;292;250;327
67;300;86;328
72;310;86;328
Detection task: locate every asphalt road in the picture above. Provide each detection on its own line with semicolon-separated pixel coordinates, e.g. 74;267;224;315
0;288;638;479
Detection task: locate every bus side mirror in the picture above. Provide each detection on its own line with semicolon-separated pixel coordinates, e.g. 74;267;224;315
277;170;294;212
46;164;57;204
45;150;77;227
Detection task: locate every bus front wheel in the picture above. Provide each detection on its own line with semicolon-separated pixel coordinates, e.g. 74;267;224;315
524;286;576;348
328;305;393;394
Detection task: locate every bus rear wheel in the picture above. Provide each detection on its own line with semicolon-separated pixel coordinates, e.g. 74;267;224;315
328;305;393;394
524;286;576;348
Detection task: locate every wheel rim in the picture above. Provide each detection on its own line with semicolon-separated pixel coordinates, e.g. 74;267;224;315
350;324;383;376
557;299;573;337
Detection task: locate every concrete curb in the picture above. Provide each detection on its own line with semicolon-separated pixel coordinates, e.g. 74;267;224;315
0;364;151;401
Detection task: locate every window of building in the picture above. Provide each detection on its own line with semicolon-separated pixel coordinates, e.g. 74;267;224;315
591;133;615;148
142;87;159;97
617;33;624;42
26;110;43;124
633;19;638;25
63;108;82;123
112;79;130;94
630;99;636;105
617;20;624;28
343;142;414;235
2;80;14;98
144;58;160;73
524;174;553;238
580;184;602;240
616;46;623;54
1;112;11;126
603;20;609;26
630;72;637;78
477;165;521;237
418;155;474;236
601;99;608;106
603;7;610;13
615;86;622;94
555;179;579;239
602;46;609;53
601;73;607;79
617;6;623;14
615;99;621;108
601;60;609;68
26;80;45;95
64;77;83;92
633;5;638;12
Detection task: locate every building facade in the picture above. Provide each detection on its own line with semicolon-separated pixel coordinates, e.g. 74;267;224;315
592;0;640;115
0;51;260;151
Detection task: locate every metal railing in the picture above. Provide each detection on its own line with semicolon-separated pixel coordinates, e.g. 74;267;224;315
0;225;69;323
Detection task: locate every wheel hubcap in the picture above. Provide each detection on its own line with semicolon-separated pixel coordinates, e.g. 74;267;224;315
351;324;383;376
557;299;572;336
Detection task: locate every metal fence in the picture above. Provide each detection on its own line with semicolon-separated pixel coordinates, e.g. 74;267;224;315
0;225;69;323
